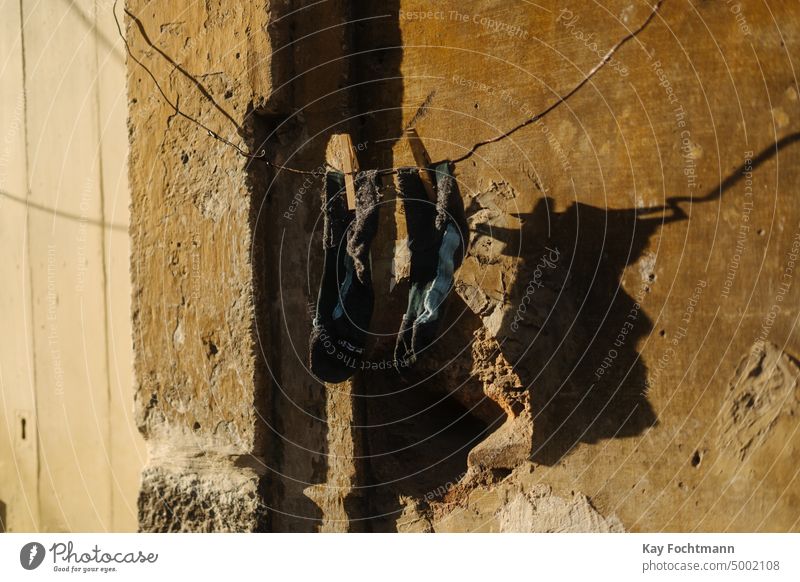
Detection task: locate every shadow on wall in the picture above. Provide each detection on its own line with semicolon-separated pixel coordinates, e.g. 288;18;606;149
344;0;407;531
248;1;356;531
486;131;800;464
248;0;406;531
485;196;664;466
361;130;800;530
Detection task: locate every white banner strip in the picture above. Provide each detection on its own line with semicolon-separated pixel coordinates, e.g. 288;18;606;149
1;533;798;581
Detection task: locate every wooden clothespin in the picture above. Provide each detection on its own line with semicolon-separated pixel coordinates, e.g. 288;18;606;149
405;128;436;201
331;133;359;210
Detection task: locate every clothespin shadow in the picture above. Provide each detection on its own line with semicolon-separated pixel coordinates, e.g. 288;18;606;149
404;128;436;201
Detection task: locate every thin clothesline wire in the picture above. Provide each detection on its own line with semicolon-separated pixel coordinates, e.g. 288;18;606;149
113;0;665;178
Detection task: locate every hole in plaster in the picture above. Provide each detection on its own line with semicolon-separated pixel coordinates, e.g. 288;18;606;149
490;468;512;481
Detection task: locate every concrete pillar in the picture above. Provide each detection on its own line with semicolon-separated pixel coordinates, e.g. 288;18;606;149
125;0;277;531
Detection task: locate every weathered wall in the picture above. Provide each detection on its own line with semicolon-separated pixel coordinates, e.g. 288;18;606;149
387;0;800;533
127;0;800;532
0;0;143;532
125;0;277;531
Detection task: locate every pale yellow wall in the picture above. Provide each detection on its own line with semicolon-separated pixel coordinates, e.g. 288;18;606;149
0;0;143;532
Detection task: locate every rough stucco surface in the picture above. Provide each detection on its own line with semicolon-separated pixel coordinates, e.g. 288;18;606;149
126;0;276;531
127;0;800;531
138;460;267;532
496;484;624;533
717;343;800;462
374;0;800;534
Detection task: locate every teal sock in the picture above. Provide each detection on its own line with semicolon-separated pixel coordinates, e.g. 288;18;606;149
394;162;467;368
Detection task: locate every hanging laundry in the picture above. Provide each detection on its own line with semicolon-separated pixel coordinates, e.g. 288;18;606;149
394;161;468;368
309;170;381;383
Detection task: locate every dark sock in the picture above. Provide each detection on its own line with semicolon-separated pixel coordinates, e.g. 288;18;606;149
394;161;467;368
310;170;381;383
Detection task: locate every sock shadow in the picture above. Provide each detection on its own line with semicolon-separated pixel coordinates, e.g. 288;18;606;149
488;198;663;465
476;131;800;465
